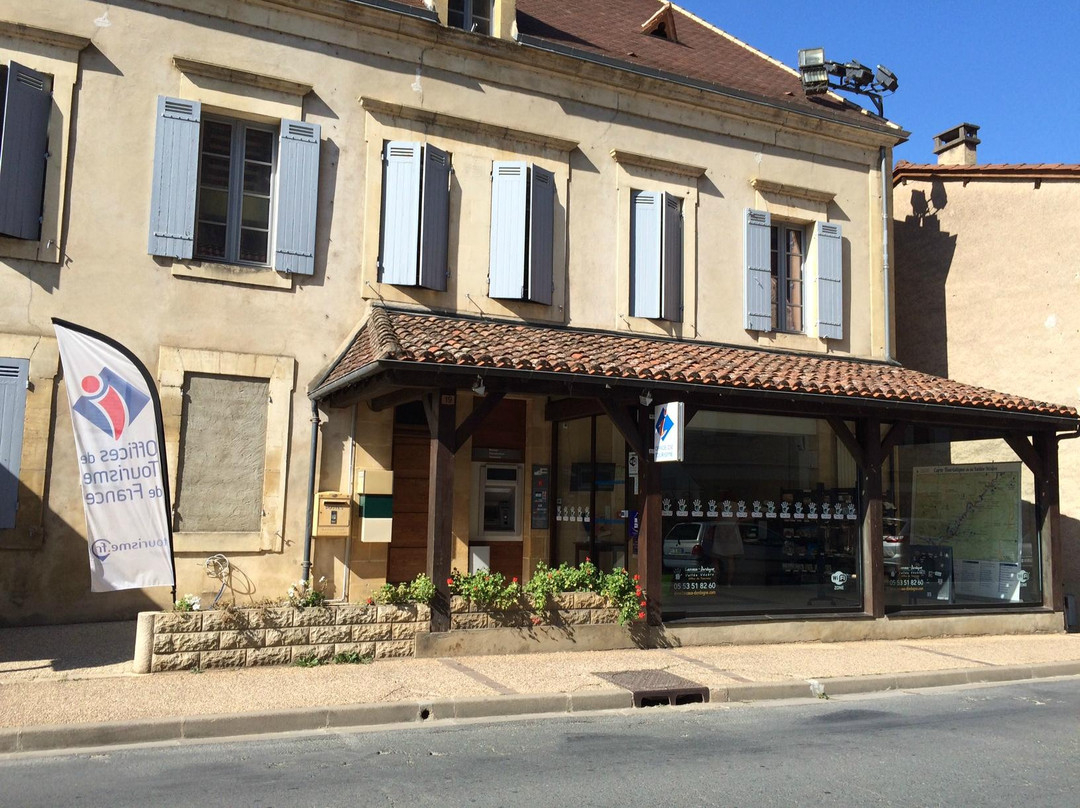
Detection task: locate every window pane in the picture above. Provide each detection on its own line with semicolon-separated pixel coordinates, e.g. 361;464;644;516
243;162;272;195
201;120;232;156
241;195;270;229
197;188;229;224
195;222;227;259
199;155;231;190
244;128;274;165
239;228;269;264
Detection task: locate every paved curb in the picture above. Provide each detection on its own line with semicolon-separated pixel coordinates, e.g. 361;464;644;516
3;662;1078;755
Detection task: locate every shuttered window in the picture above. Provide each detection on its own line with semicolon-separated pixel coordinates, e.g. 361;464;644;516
744;208;772;331
816;221;844;340
488;161;555;304
148;96;321;274
448;0;492;34
0;62;53;241
0;358;29;530
630;190;682;321
378;141;451;290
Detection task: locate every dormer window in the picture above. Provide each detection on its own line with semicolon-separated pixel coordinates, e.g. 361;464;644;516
449;0;492;35
641;2;678;43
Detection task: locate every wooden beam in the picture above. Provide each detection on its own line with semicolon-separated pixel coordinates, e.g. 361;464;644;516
880;421;908;459
369;387;428;413
828;417;864;468
1034;432;1063;611
1004;433;1042;477
544;397;604;422
422;392;437;437
453;393;505;454
426;389;457;632
598;398;646;457
638;408;662;624
857;418;884;618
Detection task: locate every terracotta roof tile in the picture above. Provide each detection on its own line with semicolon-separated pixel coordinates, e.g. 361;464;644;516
317;307;1078;421
894;161;1080;183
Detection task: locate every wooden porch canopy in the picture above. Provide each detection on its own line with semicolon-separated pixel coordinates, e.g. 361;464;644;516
310;305;1080;628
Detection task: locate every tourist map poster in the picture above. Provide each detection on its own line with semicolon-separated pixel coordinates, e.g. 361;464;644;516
911;463;1023;601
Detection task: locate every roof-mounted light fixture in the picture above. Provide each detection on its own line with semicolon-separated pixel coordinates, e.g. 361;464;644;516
797;47;898;117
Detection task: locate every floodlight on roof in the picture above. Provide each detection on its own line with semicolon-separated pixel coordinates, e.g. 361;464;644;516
798;48;829;94
875;65;898;93
796;48;899;117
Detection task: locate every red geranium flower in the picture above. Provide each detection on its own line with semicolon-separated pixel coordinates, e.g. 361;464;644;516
633;574;640;582
446;578;453;586
637;610;646;619
512;577;518;584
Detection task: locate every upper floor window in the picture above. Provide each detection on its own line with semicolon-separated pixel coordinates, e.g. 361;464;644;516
378;140;451;290
449;0;492;34
0;61;51;241
745;208;843;340
630;189;682;321
771;224;804;333
147;96;321;275
488;161;554;305
195;118;276;265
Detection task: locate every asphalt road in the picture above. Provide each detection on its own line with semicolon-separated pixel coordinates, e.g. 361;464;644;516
3;679;1078;807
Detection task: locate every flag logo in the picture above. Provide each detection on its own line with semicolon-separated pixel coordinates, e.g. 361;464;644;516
655;407;674;441
72;367;150;440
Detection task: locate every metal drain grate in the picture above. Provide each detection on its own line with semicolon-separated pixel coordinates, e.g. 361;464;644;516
595;669;709;708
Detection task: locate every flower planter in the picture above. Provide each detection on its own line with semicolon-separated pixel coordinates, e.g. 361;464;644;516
449;593;621;630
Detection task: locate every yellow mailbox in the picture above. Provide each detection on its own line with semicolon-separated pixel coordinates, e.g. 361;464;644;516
313;491;352;538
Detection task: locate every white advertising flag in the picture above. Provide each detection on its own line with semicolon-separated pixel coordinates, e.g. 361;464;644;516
53;320;174;592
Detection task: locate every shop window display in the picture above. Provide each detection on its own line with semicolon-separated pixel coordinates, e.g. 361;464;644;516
660;411;862;618
883;429;1042;611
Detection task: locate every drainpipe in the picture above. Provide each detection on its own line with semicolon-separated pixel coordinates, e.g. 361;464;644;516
880;146;893;362
301;399;320;582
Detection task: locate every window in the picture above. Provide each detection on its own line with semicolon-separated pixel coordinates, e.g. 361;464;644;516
0;357;29;530
174;374;268;533
744;209;844;339
378;140;451;290
630;190;682;320
0;62;51;241
473;463;523;540
448;0;492;34
148;96;321;275
488;161;554;305
771;223;805;333
195;118;275;265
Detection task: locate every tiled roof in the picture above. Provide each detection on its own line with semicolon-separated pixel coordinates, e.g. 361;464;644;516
515;0;873;126
315;307;1077;420
894;161;1080;183
385;0;888;131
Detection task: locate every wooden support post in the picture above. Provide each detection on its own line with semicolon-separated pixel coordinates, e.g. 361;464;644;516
638;407;662;624
1034;432;1063;611
426;389;456;632
857;418;885;618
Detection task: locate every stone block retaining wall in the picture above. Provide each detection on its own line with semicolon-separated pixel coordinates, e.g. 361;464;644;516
449;593;621;630
147;604;430;672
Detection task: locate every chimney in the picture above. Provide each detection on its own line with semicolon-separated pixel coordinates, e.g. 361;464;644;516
933;123;980;166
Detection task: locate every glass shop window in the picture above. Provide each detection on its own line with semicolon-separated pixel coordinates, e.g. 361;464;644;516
659;411;863;619
883;427;1042;611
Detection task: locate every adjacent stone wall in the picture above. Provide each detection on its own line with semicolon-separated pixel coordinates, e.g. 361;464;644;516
450;593;620;630
147;604;429;672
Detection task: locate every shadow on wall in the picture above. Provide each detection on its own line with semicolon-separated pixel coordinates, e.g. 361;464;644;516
1059;495;1080;608
893;180;957;379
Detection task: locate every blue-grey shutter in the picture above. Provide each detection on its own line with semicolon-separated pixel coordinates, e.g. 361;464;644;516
147;97;200;258
419;143;450;291
527;165;554;305
744;208;772;331
379;141;422;286
274;119;321;275
661;192;682;322
0;63;51;241
630;190;662;319
489;161;527;299
0;358;29;530
816;221;843;340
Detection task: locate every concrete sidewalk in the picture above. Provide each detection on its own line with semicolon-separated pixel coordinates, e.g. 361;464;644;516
2;621;1080;754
